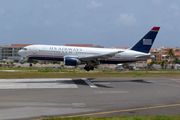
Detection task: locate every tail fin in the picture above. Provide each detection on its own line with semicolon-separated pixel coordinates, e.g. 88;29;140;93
129;26;160;53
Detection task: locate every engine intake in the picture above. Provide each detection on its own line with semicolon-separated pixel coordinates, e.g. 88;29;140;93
64;57;81;66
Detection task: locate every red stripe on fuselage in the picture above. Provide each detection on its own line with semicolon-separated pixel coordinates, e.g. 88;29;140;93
107;59;136;61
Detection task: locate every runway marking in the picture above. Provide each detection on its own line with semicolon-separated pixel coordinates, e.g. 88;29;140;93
62;103;180;118
82;78;97;88
155;83;180;88
0;97;61;102
171;79;180;83
171;79;180;80
0;78;78;89
0;78;73;82
0;78;99;89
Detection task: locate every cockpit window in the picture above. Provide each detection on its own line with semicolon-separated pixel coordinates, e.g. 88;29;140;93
22;48;27;50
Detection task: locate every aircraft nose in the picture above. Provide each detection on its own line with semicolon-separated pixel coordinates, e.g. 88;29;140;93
18;50;23;56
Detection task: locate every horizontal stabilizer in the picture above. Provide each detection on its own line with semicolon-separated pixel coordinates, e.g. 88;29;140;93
135;54;155;59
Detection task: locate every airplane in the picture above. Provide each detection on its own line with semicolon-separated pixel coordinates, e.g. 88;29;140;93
18;26;160;71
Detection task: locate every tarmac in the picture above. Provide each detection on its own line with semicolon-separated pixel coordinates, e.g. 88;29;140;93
0;77;180;119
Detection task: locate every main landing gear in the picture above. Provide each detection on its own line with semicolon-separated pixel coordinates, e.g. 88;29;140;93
29;63;33;67
84;65;94;71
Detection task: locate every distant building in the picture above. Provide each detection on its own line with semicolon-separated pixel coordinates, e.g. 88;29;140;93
150;47;171;62
65;44;104;48
65;44;93;47
93;45;104;48
0;44;35;62
114;47;129;49
11;44;34;47
173;47;180;58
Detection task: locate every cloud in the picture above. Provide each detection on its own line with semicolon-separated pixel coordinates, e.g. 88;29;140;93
167;2;179;18
42;19;54;26
71;22;82;28
170;2;179;11
0;8;4;16
115;13;136;26
43;3;61;9
5;25;12;30
87;0;103;8
151;0;164;5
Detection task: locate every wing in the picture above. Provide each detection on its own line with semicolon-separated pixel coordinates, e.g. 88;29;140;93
78;51;123;62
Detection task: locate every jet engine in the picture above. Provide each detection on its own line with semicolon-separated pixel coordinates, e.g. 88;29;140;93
64;57;81;66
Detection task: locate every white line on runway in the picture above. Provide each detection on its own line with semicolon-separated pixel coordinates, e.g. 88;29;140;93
81;78;97;88
0;78;72;82
0;78;78;89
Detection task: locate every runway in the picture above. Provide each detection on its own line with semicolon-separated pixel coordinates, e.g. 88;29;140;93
0;77;180;119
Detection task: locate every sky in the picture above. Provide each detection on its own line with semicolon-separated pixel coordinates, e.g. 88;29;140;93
0;0;180;48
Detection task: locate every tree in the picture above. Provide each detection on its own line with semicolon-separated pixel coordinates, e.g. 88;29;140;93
27;59;38;64
61;64;64;68
52;61;60;64
173;57;180;64
159;60;166;69
147;61;158;69
168;49;175;57
168;61;172;64
150;61;158;66
93;63;100;68
123;63;129;69
168;49;175;61
32;60;38;64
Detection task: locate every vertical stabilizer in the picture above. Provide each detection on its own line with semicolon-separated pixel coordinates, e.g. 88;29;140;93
129;27;160;53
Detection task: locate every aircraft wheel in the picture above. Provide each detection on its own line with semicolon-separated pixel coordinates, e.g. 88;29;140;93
84;65;90;71
90;67;94;70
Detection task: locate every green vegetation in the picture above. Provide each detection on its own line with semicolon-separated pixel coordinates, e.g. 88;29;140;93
168;49;175;58
41;115;180;120
172;57;180;64
0;67;180;78
27;59;39;64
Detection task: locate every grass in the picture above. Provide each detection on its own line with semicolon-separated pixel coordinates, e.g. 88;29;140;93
41;115;180;120
0;68;180;78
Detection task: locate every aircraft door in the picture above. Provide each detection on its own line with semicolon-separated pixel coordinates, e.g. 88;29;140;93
122;53;126;59
33;47;37;54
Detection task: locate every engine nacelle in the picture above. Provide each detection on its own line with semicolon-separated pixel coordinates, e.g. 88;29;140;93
64;57;81;66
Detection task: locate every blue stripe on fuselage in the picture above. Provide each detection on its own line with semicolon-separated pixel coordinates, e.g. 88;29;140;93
28;56;136;64
100;60;136;64
29;56;64;61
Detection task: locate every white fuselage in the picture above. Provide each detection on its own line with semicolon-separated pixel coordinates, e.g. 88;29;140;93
18;45;153;64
